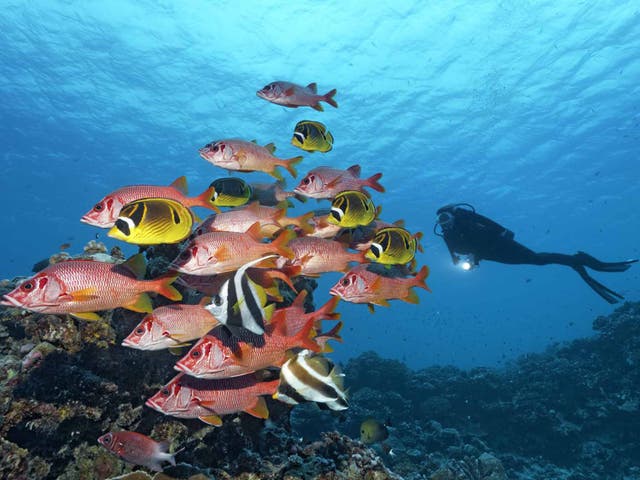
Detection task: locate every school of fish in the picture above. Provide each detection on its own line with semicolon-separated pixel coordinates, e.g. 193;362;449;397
0;80;431;471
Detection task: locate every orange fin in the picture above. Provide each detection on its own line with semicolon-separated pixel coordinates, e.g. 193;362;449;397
192;186;221;213
306;82;317;93
312;296;341;322
269;229;295;259
405;289;420;304
170;175;188;195
245;222;263;242
292;289;309;310
214;244;233;262
126;293;154;313
152;275;183;301
244;397;269;419
412;265;431;292
293;317;323;353
323;88;338;108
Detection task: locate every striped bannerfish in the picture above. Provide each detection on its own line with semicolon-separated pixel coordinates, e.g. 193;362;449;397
273;349;348;411
108;197;194;245
204;255;277;336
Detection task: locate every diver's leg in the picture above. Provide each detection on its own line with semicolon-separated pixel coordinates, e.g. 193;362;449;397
573;251;638;272
572;265;625;304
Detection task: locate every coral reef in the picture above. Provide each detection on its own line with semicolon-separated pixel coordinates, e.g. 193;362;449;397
1;242;639;480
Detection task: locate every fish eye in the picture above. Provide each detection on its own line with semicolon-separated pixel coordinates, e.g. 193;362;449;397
191;350;201;358
212;294;223;306
22;282;34;291
135;327;144;335
212;145;219;152
161;388;170;396
103;434;112;443
94;203;103;211
341;278;350;286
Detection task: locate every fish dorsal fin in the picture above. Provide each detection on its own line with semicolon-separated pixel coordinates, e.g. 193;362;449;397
307;82;317;93
245;397;269;419
250;139;258;144
121;253;146;279
292;290;308;310
170;176;189;195
393;219;405;228
245;222;263;241
330;364;345;390
347;165;361;177
306;354;331;376
264;142;276;154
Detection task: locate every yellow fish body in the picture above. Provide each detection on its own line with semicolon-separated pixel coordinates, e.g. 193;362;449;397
108;198;193;245
209;177;252;207
360;418;389;444
365;227;422;265
327;190;377;228
291;120;334;153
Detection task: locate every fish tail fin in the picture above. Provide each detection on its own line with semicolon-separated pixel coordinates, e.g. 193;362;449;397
323;88;338;108
290;211;314;235
270;229;296;259
313;295;341;322
264;268;297;293
295;317;323;353
366;173;385;193
191;186;221;213
151;275;183;301
316;321;344;353
412;266;431;292
156;441;177;466
282;156;304;179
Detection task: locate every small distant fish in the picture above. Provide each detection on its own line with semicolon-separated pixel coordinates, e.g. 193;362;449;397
329;265;430;312
59;243;71;251
291;120;334;153
257;81;338;111
273;349;348;411
360;418;389;445
97;430;177;472
0;254;181;321
294;165;384;199
328;191;378;228
365;227;423;266
204;255;278;336
122;303;219;351
81;176;218;228
146;372;279;427
209;177;252;207
199;139;303;182
108;198;194;245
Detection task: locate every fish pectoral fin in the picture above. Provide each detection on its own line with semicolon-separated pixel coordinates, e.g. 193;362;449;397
198;414;223;427
126;293;154;313
70;312;102;321
244;397;269;419
68;288;99;302
214;245;232;262
284;87;295;96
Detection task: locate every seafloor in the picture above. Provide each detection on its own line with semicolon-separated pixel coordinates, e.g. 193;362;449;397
1;251;639;479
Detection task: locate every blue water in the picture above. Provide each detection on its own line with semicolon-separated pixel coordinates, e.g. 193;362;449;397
1;1;639;369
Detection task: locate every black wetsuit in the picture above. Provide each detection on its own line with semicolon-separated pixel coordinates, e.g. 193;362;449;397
436;205;637;304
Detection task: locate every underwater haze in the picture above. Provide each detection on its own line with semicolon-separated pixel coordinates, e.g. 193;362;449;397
1;0;639;369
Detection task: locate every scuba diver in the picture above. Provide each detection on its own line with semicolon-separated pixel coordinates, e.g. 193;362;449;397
434;203;637;304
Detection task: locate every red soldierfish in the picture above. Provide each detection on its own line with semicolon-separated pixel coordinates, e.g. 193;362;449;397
257;81;338;111
294;165;385;199
0;254;182;321
122;304;219;351
269;290;341;339
145;372;279;427
174;314;321;379
81;176;219;228
97;430;177;472
170;223;295;275
195;202;313;238
199;139;303;182
329;265;431;311
277;236;368;276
